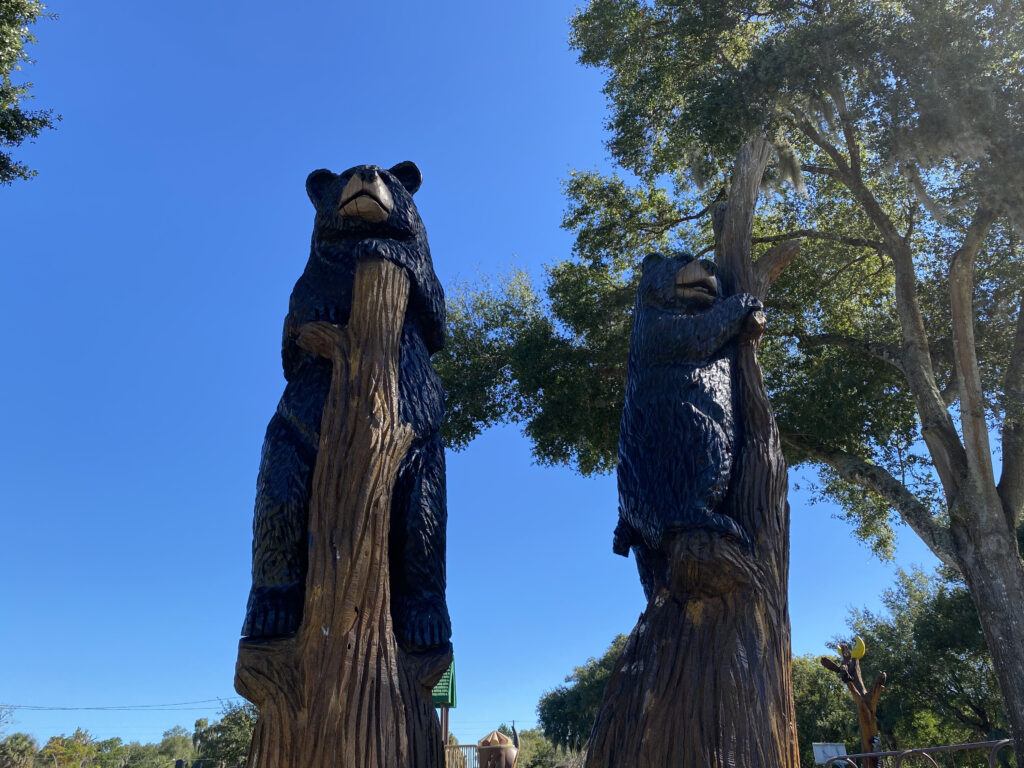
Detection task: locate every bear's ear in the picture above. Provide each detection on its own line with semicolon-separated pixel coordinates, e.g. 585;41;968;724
389;161;422;195
641;252;664;271
305;169;335;208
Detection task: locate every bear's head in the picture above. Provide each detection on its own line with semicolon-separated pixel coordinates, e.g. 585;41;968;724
638;252;721;313
295;160;445;355
305;161;426;255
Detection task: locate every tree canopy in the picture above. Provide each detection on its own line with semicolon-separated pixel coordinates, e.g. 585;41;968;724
0;0;56;184
0;733;38;768
191;701;256;766
848;569;1007;747
791;655;858;768
794;568;1005;765
535;635;627;752
437;0;1024;754
0;701;255;768
437;0;1024;558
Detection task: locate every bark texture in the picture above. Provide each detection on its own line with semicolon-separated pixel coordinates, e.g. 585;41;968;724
787;99;1024;762
821;646;885;766
234;259;449;768
957;524;1024;765
585;138;799;768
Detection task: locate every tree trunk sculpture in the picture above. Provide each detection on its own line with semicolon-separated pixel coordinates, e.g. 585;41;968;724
587;139;800;768
235;259;450;768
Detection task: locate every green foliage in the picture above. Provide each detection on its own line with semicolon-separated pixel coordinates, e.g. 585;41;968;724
848;569;1006;747
0;705;242;768
192;701;256;766
513;728;554;768
91;738;170;768
542;570;999;760
0;0;56;183
536;635;627;751
436;269;630;475
0;733;38;768
794;567;1005;764
568;0;1024;205
38;729;96;768
438;0;1024;561
791;655;858;768
155;727;194;763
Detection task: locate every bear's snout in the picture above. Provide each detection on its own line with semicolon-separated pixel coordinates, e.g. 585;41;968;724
338;168;394;223
675;259;718;304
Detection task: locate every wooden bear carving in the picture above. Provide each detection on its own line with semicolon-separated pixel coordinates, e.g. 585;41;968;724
614;252;764;598
242;161;451;653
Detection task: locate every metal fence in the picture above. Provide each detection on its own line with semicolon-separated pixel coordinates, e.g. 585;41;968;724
824;739;1016;768
445;744;480;768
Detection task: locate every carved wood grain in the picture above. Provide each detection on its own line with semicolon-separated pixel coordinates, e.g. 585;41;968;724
585;138;799;768
234;258;448;768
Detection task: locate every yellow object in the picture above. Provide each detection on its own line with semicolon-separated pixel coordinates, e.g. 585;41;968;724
851;635;866;660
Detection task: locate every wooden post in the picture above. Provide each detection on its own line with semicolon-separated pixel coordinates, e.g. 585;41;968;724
234;258;450;768
821;642;886;766
585;138;800;768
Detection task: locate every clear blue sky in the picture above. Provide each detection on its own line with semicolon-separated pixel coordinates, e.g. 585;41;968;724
1;0;939;749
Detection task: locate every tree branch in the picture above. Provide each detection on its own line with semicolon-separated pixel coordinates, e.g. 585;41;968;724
795;333;905;376
940;378;959;407
782;432;958;567
869;673;886;711
716;136;775;293
793;105;905;251
819;131;968;500
903;162;953;223
821;656;852;684
752;229;885;252
826;83;862;179
802;163;843;180
949;206;1000;498
791;108;960;472
904;202;917;242
999;293;1024;525
795;332;952;382
678;189;725;221
753;240;801;298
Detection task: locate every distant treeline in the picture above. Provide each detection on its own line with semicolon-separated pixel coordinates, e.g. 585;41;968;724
0;701;256;768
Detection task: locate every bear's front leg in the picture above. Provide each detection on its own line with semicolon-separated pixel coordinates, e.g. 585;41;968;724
389;431;452;652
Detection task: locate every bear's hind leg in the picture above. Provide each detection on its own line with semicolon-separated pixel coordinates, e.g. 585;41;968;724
633;542;668;601
390;432;451;651
242;413;316;639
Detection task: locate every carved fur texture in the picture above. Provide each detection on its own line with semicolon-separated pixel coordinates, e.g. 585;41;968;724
242;162;450;652
615;252;762;598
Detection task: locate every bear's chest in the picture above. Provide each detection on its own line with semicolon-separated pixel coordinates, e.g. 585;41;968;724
278;319;443;449
629;355;735;428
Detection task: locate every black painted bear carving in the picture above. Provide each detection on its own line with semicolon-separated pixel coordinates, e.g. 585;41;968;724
614;252;763;598
242;161;451;651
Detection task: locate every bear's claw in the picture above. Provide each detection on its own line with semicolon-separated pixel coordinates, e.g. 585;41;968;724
242;584;303;639
396;598;451;651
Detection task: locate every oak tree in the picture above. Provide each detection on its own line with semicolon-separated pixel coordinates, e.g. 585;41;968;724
0;0;56;183
436;0;1024;758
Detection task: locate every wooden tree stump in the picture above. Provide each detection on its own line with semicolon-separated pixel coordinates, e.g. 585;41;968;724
822;640;886;765
234;258;450;768
585;139;799;768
